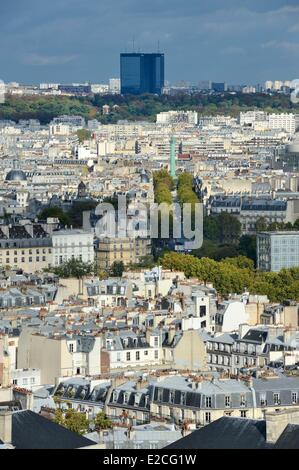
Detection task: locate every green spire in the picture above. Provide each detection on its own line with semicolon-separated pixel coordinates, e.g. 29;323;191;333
170;136;176;179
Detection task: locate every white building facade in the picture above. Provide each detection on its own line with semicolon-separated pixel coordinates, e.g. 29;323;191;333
52;229;94;267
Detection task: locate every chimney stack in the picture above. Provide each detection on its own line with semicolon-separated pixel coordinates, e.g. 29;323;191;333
0;412;12;444
266;408;299;444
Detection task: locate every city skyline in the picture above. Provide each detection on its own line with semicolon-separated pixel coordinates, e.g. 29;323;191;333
1;0;299;84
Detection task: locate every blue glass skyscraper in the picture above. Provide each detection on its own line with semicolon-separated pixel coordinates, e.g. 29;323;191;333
120;53;165;95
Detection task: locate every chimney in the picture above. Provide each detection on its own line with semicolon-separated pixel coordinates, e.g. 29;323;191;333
266;408;299;444
238;324;250;339
283;328;295;344
168;328;176;345
0;412;12;444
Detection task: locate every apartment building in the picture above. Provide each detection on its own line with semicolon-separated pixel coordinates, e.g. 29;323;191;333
52;229;94;267
150;373;299;425
0;222;53;272
96;236;151;271
102;331;161;372
17;329;102;384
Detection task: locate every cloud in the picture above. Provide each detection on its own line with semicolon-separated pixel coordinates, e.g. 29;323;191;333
221;47;245;55
23;53;77;66
0;0;299;83
261;40;299;53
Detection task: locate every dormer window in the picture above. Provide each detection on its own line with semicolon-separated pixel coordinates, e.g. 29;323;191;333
180;392;186;405
124;392;130;404
169;391;175;404
113;391;118;402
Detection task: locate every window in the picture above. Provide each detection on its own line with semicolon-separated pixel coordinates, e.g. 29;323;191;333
200;305;206;317
273;393;280;405
225;396;231;408
126;352;131;361
154;350;159;359
205;396;212;408
136;351;140;361
144;350;148;356
154;336;159;347
23;378;28;385
205;412;211;423
240;410;247;418
260;394;267;407
292;392;298;404
117;352;121;362
169;391;175;404
240;395;246;407
181;393;186;405
69;343;74;353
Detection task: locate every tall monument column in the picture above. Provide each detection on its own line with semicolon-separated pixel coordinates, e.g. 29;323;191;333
170;136;177;179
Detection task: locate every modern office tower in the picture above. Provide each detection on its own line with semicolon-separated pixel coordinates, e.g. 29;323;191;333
257;231;299;272
211;82;228;92
120;53;165;95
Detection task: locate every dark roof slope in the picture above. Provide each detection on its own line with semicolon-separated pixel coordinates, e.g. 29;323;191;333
12;410;94;449
275;424;299;449
165;417;273;449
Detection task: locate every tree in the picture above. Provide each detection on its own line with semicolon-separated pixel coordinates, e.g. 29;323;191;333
203;216;221;242
76;128;92;143
110;261;125;277
38;206;71;226
218;213;241;244
52;259;94;278
94;412;113;431
54;409;65;426
67;200;98;228
255;217;268;232
222;255;255;270
62;409;89;435
159;251;299;302
239;235;257;264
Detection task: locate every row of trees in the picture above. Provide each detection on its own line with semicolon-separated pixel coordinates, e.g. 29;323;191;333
160;251;299;302
255;217;299;232
153;169;174;205
4;91;299;126
177;173;199;206
54;408;112;435
0;95;95;124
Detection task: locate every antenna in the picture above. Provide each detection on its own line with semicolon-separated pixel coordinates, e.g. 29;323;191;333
132;36;135;52
157;40;160;53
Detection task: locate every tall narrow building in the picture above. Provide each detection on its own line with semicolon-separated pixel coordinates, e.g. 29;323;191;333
120;52;165;95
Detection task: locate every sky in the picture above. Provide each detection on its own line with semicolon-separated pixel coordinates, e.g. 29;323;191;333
1;0;299;85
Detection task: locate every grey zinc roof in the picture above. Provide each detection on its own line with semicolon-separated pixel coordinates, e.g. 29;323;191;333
207;333;235;344
253;376;299;392
155;376;249;395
